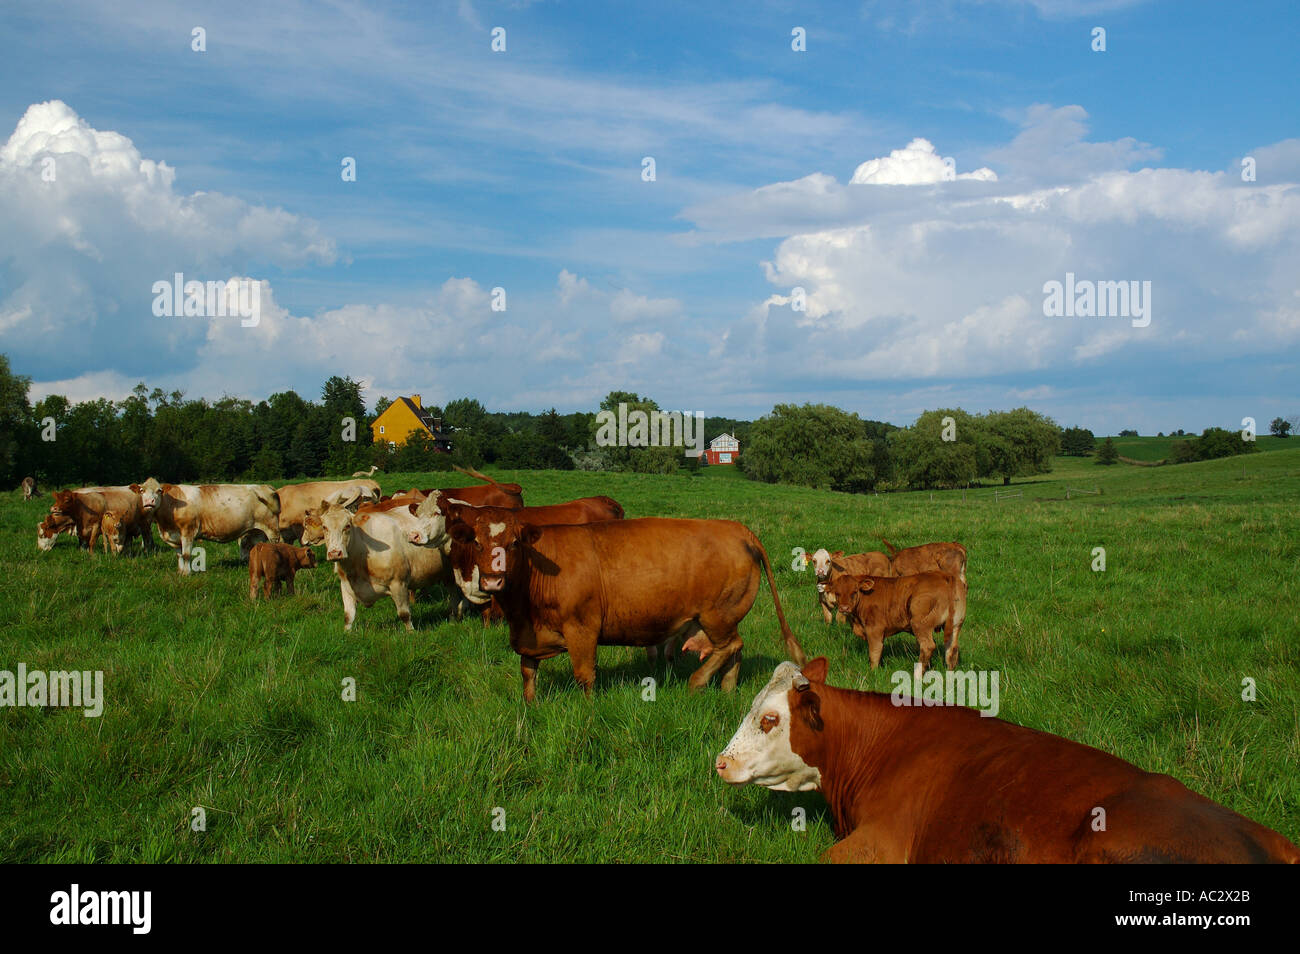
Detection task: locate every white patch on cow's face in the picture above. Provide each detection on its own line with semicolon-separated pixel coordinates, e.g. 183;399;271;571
453;563;491;604
811;547;835;583
139;478;163;511
320;509;353;561
488;522;505;539
409;496;448;547
37;529;56;551
716;662;821;793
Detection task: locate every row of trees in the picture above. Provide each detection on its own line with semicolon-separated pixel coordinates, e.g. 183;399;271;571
0;353;1284;492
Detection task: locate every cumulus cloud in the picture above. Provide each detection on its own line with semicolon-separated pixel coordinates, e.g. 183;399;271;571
0;100;336;381
849;137;996;185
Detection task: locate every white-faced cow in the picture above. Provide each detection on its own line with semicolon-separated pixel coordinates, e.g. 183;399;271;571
275;479;380;543
717;659;1300;863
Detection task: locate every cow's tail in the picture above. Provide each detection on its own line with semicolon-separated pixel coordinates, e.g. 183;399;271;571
881;537;899;556
258;486;281;517
751;533;807;666
452;464;498;485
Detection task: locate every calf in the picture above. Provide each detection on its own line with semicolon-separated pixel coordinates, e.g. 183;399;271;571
827;571;965;676
882;538;967;581
21;476;37;501
249;542;318;599
717;659;1300;863
447;514;806;702
808;548;892;624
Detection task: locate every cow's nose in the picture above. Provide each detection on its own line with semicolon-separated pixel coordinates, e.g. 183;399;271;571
482;576;503;592
715;756;731;777
327;549;344;561
408;531;423;544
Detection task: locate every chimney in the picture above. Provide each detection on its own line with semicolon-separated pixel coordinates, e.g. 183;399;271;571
410;394;422;408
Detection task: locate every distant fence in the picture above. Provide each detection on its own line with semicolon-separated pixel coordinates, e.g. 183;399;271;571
993;489;1023;502
1065;486;1102;499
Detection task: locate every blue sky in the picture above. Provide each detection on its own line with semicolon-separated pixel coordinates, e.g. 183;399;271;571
1;0;1297;434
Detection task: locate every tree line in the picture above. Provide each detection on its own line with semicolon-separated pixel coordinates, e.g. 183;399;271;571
0;353;1281;493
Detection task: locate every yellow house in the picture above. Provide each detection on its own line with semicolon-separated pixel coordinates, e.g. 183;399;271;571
370;395;452;450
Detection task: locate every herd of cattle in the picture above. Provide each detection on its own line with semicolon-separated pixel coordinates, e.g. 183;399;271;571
19;469;1299;863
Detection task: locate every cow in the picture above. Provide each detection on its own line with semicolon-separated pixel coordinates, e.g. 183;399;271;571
446;513;806;702
355;489;427;515
21;476;37;501
36;513;76;551
139;478;281;574
317;499;467;630
827;571;966;676
49;486;152;554
248;542;318;600
415;464;524;513
717;658;1300;863
882;538;967;581
807;548;893;624
352;465;379;478
275;479;381;543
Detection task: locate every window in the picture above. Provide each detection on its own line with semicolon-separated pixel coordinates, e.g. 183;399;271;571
379;425;385;434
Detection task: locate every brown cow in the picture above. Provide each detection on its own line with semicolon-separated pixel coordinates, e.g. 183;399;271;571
807;547;893;624
21;476;37;501
274;479;380;543
36;512;76;551
139;478;281;574
718;659;1300;863
827;571;966;676
49;486;151;554
882;538;967;581
249;542;318;599
447;514;806;702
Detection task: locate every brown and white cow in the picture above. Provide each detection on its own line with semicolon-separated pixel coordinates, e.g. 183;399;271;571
827;571;966;676
49;486;152;554
139;478;281;574
718;659;1300;863
248;542;318;600
317;499;467;630
882;538;967;581
21;476;37;501
274;479;380;543
447;514;807;702
807;548;892;624
36;512;76;551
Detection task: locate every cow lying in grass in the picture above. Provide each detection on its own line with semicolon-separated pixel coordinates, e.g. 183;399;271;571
248;542;318;599
827;571;966;676
717;659;1300;863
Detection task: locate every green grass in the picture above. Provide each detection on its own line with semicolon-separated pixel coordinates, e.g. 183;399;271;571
1102;434;1291;462
2;452;1298;861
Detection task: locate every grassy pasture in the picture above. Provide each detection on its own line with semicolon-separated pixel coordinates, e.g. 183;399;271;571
1103;433;1290;462
2;450;1298;862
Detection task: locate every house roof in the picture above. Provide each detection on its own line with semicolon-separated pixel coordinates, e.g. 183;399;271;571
710;432;738;444
398;396;444;434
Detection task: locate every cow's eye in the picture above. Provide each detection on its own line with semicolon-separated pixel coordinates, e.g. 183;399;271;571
760;712;779;733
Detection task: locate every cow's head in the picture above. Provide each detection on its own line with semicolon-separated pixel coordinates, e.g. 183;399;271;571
294;546;318;569
301;507;325;546
810;547;847;585
138;477;165;512
407;494;451;547
827;574;876;617
37;514;71;551
100;511;125;554
447;509;538;600
319;501;355;562
715;658;828;791
50;490;78;516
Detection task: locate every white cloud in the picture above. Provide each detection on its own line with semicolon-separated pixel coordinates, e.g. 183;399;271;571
850;137;996;185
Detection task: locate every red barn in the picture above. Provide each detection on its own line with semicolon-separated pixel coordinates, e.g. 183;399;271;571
703;432;740;465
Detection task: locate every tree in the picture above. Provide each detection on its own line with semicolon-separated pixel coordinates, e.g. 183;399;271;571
744;404;876;492
1095;437;1119;465
0;353;34;487
887;409;980;490
1061;426;1096;456
982;408;1060;484
1119;429;1139;437
1270;417;1291;438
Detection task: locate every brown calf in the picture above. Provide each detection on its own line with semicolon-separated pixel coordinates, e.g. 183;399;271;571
249;542;318;600
827;571;966;676
882;538;967;581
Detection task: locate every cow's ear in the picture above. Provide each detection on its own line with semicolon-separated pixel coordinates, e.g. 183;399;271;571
794;689;824;732
801;656;829;684
130;483;141;493
859;577;876;593
830;560;845;573
832;550;844;558
408;502;420;515
449;522;476;544
520;523;543;546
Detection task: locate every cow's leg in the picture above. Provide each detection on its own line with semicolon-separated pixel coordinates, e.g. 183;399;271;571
821;825;902;864
867;629;885;669
913;619;939;680
249;569;259;601
390;581;414;631
564;627;597;696
944;616;960;670
719;642;744;693
520;657;540;704
285;574;296;596
178;534;193;575
338;573;359;631
688;635;742;691
820;595;833;624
